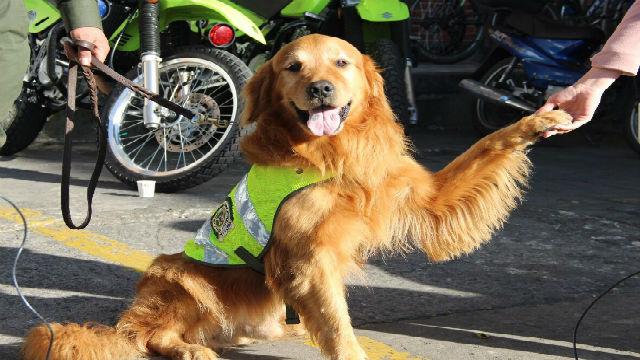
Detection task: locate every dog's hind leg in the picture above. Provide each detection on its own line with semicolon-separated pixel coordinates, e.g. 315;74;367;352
115;254;231;359
116;289;221;360
407;110;573;261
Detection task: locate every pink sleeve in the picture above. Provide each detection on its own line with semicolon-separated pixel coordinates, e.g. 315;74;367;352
591;1;640;76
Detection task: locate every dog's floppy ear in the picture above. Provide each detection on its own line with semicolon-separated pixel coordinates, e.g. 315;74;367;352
362;55;385;99
241;60;276;127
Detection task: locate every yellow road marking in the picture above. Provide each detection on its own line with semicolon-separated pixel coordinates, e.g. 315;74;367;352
1;206;423;359
304;336;424;359
356;336;424;360
0;207;153;272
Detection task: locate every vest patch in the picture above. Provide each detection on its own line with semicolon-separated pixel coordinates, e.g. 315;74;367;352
210;197;234;240
184;165;332;267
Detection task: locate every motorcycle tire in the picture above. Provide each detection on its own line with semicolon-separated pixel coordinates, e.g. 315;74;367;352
0;91;49;156
102;46;252;193
624;100;640;155
366;39;410;124
411;0;485;64
474;57;530;136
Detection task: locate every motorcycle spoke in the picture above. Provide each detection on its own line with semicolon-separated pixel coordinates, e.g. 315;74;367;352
127;134;156;161
188;67;205;93
141;144;162;170
118;123;143;133
202;84;230;100
176;122;187;170
216;96;234;107
162;126;168;172
194;146;206;158
121;132;152;146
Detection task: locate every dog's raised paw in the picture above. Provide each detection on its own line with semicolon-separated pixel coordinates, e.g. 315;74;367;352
171;344;218;360
528;110;573;133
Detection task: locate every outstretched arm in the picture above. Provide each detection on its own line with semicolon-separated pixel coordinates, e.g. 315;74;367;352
54;0;110;65
537;2;640;136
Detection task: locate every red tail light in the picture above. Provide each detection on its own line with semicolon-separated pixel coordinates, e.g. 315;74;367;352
208;24;235;47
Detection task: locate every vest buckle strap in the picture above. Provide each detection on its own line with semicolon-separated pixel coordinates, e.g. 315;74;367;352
285;304;301;324
234;247;301;324
234;246;265;274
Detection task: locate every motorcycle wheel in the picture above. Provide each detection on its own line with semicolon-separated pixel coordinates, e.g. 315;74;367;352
410;0;484;64
101;46;252;192
474;58;531;136
366;39;410;124
0;90;49;156
625;101;640;155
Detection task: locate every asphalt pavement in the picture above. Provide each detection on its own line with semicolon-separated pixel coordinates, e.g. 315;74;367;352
1;128;639;360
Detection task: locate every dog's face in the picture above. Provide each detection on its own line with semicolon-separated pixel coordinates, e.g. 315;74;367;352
241;34;386;138
276;36;366;136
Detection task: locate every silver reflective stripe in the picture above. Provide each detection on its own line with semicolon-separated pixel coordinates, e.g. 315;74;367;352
194;220;212;245
194;219;230;264
235;174;271;246
204;243;230;264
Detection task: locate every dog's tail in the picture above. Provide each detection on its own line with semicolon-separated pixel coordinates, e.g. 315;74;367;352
22;322;141;360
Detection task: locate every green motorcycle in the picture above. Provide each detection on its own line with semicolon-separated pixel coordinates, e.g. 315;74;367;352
207;0;419;125
7;0;265;192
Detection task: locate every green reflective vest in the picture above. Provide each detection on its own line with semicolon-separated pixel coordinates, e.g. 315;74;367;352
183;165;331;268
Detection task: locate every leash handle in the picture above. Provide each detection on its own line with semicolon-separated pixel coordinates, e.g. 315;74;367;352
61;57;106;229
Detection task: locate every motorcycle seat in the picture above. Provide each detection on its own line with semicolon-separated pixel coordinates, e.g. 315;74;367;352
505;11;604;42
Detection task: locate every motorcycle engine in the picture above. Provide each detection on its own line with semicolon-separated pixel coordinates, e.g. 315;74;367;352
36;58;62;86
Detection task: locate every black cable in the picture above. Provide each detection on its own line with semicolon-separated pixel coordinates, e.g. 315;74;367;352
2;195;53;360
573;269;640;360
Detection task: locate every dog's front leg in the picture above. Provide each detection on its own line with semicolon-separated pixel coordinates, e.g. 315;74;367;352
408;110;573;261
270;249;367;360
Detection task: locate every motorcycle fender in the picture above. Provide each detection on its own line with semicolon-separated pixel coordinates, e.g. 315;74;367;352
24;0;61;34
355;0;409;22
117;0;265;52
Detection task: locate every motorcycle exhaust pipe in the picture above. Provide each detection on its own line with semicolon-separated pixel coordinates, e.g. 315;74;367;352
459;79;536;113
140;0;162;130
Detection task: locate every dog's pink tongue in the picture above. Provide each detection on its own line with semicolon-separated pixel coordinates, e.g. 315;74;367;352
307;107;341;136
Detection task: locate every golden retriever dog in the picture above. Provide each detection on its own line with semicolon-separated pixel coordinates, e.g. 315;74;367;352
22;34;571;360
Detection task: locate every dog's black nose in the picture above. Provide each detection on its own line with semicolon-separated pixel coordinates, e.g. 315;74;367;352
307;80;335;99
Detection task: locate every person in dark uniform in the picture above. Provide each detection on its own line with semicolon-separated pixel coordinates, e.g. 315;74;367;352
0;0;109;147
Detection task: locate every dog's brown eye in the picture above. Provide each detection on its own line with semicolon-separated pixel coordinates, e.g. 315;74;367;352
336;59;349;68
286;62;302;72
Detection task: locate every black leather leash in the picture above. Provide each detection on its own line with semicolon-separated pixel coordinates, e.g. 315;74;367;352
60;38;195;229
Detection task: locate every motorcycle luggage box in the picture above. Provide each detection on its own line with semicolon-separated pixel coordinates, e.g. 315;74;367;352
505;11;604;42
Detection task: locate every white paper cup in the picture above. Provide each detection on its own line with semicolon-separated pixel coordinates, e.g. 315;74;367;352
136;180;156;198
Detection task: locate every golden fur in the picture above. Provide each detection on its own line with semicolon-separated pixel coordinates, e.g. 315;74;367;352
22;34;572;360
